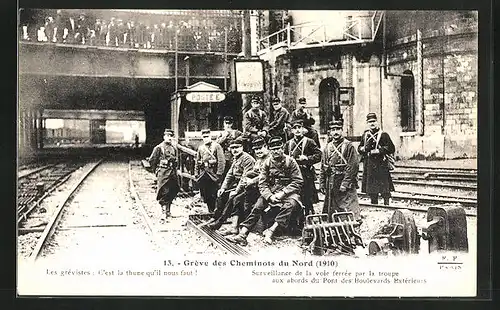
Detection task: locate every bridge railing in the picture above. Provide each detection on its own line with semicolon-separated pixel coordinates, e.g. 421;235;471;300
257;12;385;53
19;26;242;54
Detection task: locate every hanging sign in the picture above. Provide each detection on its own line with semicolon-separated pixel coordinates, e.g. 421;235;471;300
186;92;226;103
233;59;265;93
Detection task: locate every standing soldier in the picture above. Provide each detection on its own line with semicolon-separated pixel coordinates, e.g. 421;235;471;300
304;118;321;147
221;137;269;236
243;96;269;149
216;116;243;178
290;97;320;146
268;97;290;143
290;97;312;123
202;137;255;229
147;128;180;223
358;113;396;205
227;137;303;246
284;119;322;218
319;120;361;221
195;129;226;213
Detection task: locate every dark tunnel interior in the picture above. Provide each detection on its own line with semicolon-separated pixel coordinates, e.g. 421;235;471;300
18;75;229;147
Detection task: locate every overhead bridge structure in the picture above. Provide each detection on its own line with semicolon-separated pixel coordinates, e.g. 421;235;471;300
257;11;384;59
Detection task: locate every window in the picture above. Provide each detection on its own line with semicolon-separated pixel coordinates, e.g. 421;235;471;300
401;70;416;132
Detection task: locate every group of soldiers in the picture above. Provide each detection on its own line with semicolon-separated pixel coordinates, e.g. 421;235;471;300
147;96;395;246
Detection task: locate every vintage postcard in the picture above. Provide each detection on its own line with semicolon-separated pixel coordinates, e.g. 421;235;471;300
17;9;479;297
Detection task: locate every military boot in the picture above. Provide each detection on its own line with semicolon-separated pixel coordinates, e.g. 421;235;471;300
200;217;216;227
165;202;172;218
226;226;249;246
160;205;167;223
263;227;276;245
219;215;239;236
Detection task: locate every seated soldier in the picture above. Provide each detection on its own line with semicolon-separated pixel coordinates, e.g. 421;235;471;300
226;136;304;246
202;137;255;229
220;137;269;236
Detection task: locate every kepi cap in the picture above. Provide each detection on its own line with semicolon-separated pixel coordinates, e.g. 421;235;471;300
298;97;306;104
291;119;304;127
223;116;234;124
366;112;378;121
164;128;174;135
229;137;244;147
252;137;266;149
329;120;343;129
250;96;261;103
272;97;281;103
268;136;284;150
201;129;211;136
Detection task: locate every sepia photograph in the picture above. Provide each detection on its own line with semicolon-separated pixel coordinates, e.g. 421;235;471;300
17;8;481;297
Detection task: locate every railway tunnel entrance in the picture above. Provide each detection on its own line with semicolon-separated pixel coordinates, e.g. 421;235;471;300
18;74;229;157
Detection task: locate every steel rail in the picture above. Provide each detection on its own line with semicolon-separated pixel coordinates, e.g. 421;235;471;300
187;215;250;256
394;164;477;173
392;189;476;201
191;216;249;256
17;163;86;224
17;174;72;225
128;160;162;246
29;159;105;261
358;202;476;217
356;191;477;206
392;179;476;191
18;163;58;179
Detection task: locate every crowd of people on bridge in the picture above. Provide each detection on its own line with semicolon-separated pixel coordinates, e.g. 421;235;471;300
147;96;395;246
19;9;242;53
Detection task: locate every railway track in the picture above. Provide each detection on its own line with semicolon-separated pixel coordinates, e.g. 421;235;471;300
357;201;477;217
26;159;104;261
356;191;477;207
187;214;250;256
18;163;59;179
17;162;86;225
394;164;477;173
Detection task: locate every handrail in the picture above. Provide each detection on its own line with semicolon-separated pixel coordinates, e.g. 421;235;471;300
257;11;385;53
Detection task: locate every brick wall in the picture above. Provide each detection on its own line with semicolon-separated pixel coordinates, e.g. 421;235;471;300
263;13;477;159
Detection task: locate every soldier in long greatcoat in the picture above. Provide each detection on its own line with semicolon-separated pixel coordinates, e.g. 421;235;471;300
147;128;180;223
195;129;226;213
358;113;395;205
319;120;360;221
216;116;243;178
290;97;320;147
227;137;303;246
284;119;322;218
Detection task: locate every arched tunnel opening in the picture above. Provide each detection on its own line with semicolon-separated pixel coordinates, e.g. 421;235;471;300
18;74;228;157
